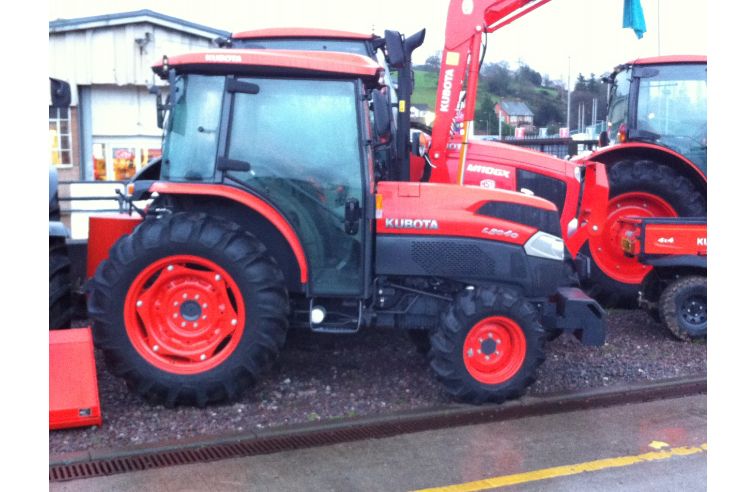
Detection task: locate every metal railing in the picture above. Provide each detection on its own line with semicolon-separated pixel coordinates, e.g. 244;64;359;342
57;180;130;239
500;136;600;158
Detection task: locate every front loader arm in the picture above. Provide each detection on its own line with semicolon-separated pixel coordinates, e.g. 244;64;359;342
428;0;554;183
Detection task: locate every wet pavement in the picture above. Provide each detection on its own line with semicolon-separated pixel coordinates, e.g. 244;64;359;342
51;394;706;491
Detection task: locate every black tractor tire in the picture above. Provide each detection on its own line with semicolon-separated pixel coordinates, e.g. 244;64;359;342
584;159;706;308
87;212;289;407
429;286;545;404
659;276;706;341
49;240;73;330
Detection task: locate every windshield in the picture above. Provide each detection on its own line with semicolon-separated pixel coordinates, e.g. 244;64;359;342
636;63;707;169
161;75;225;182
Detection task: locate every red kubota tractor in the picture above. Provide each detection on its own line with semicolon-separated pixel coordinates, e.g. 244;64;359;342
87;47;606;407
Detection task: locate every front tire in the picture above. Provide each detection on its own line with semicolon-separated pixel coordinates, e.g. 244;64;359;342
88;212;289;407
659;276;706;341
429;287;545;404
585;159;706;307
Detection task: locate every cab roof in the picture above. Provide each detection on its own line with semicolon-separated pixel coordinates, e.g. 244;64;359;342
232;27;375;40
153;49;383;81
627;55;707;66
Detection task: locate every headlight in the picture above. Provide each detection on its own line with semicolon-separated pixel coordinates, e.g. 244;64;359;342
524;231;565;261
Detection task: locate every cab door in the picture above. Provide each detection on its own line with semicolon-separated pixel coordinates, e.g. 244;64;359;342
221;77;367;296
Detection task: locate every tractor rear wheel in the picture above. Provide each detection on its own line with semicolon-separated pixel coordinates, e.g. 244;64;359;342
49;239;73;330
429;286;545;404
584;159;706;307
659;276;707;341
87;212;289;407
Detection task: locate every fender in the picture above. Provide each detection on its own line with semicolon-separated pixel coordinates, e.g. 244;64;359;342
579;142;707;183
149;182;309;283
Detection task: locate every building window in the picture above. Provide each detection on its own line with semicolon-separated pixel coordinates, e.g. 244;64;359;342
50;107;72;167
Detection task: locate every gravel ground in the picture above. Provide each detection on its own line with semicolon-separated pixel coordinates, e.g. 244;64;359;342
50;309;706;455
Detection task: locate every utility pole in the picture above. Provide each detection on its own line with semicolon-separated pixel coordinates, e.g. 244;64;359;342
566;56;571;133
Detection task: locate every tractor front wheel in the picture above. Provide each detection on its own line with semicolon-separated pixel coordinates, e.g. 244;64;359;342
429;287;545;404
659;276;707;341
87;212;289;407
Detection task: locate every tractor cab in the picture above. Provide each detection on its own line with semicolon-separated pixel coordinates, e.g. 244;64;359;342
152;49;387;299
602;56;707;174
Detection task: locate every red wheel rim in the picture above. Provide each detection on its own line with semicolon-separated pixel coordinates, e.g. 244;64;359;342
124;255;246;375
463;316;526;384
590;191;678;285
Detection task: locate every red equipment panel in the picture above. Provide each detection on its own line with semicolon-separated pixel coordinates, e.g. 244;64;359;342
619;217;707;257
50;328;102;430
87;214;143;278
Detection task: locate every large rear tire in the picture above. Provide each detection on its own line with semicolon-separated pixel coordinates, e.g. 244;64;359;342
584;159;706;307
88;212;289;407
49;239;73;330
429;287;545;404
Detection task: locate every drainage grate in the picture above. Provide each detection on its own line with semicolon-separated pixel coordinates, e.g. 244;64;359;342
50;377;706;482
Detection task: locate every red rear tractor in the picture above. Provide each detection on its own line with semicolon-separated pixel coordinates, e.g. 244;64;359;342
580;55;707;304
88;48;605;407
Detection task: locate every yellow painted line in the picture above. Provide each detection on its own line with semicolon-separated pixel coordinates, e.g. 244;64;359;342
412;443;707;492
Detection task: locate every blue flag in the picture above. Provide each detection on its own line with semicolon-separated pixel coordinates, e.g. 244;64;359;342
623;0;647;39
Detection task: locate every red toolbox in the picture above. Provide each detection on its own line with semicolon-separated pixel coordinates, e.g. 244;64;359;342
49;327;102;430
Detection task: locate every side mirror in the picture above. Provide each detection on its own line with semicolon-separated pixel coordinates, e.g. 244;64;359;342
383;30;406;69
150;85;167;129
371;89;391;141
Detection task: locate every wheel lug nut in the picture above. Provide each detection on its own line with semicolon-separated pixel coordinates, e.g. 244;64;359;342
174;301;179;307
195;294;200;300
496;339;501;344
202;303;208;309
181;321;187;327
485;355;490;360
183;293;188;299
202;315;207;320
467;348;474;357
193;322;198;328
173;313;178;319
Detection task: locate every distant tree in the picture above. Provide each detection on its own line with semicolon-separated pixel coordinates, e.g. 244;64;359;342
474;94;498;135
573;73;588;92
516;64;543;87
424;53;441;71
480;62;511;95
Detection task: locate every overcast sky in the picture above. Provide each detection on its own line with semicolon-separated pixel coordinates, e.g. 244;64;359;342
49;0;707;82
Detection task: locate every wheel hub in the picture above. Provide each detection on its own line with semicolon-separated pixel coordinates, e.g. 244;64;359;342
681;296;706;325
180;300;202;322
590;191;678;285
124;255;246;375
463;316;526;385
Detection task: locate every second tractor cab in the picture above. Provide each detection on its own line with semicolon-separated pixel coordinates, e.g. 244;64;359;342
88;47;605;408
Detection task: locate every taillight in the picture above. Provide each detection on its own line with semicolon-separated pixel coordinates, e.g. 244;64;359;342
618;123;627;143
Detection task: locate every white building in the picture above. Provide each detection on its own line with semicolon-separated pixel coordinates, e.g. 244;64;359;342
49;10;229;182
